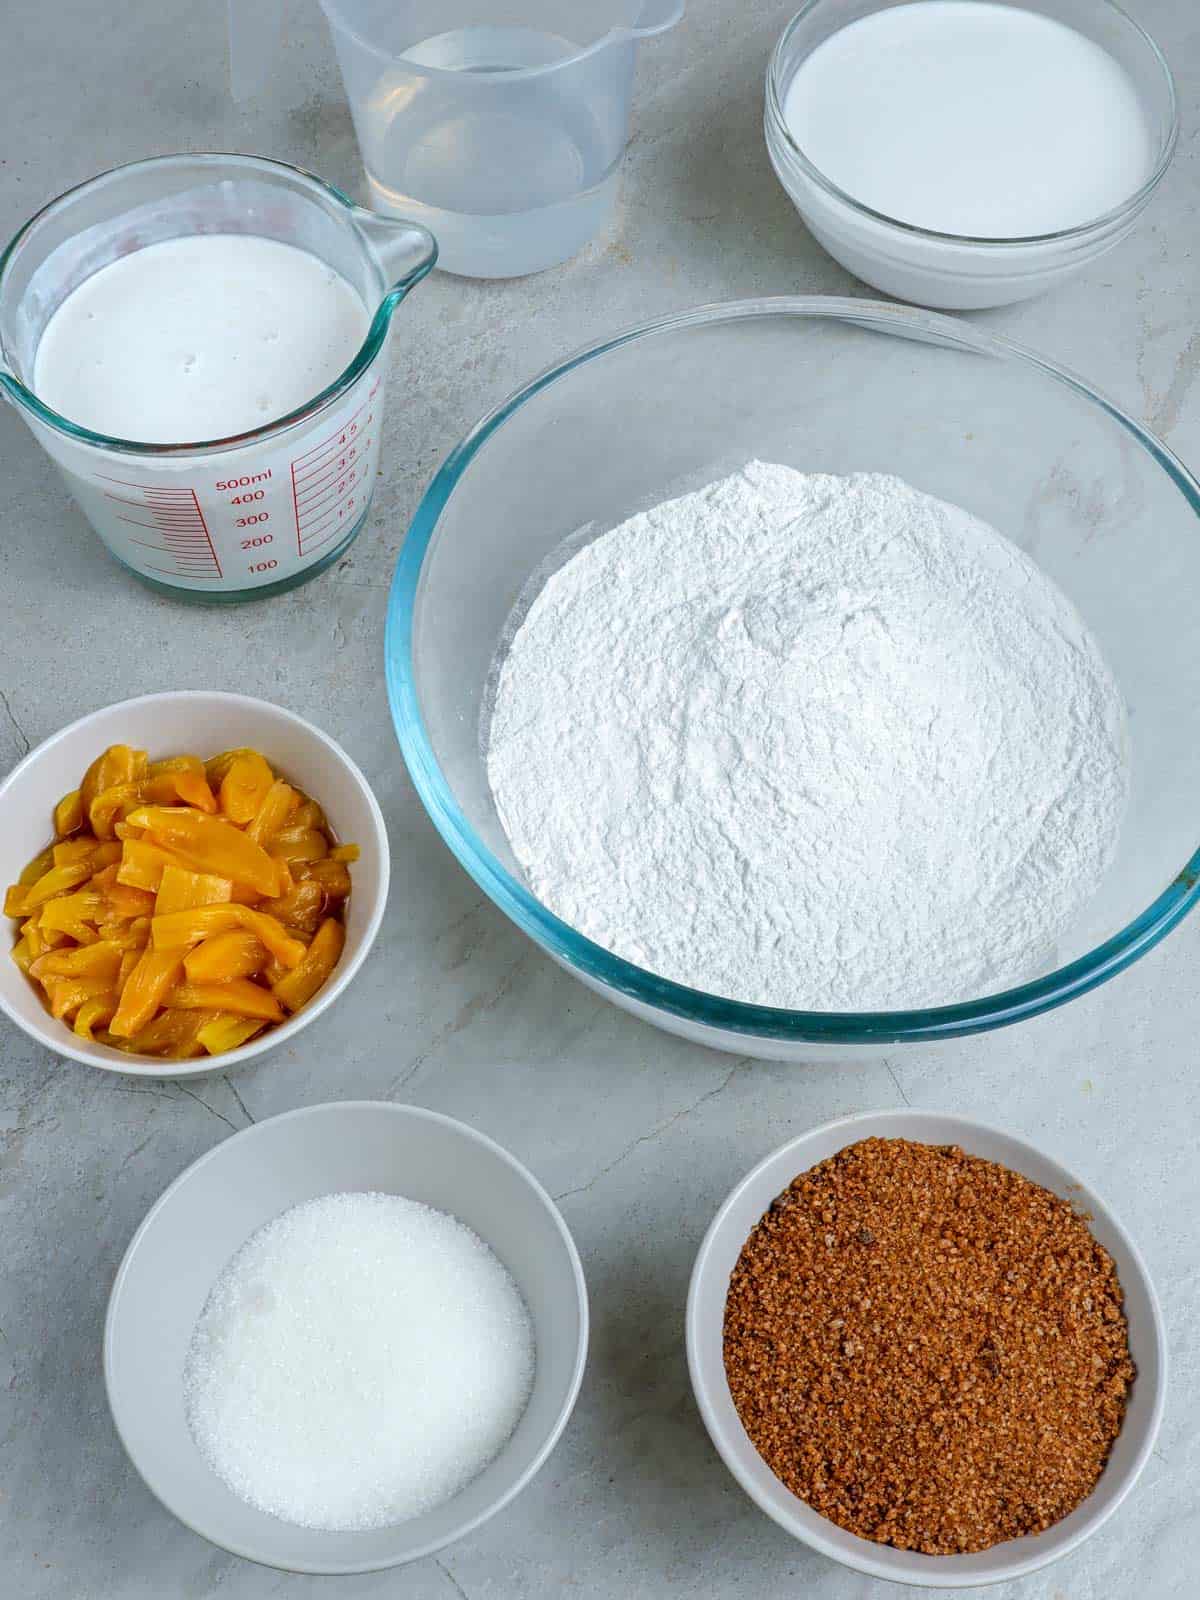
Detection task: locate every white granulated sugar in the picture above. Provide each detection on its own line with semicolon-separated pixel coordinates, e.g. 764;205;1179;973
183;1191;535;1531
487;462;1128;1010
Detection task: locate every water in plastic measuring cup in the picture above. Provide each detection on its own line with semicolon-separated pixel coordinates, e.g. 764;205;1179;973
360;26;619;278
307;1;684;279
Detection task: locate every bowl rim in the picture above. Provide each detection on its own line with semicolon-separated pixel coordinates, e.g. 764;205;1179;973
103;1098;591;1574
385;294;1200;1044
0;689;390;1077
764;0;1179;249
684;1107;1167;1587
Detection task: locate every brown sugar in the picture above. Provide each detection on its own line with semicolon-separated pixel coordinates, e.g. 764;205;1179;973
722;1138;1134;1555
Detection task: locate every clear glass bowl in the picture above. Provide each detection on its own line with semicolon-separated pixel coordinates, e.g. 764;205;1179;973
385;299;1200;1060
765;0;1178;310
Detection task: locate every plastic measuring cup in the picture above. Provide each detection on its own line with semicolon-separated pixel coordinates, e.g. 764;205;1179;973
0;154;436;602
230;2;685;278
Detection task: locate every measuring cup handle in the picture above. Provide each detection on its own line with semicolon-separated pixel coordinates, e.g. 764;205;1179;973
632;0;686;37
349;208;439;297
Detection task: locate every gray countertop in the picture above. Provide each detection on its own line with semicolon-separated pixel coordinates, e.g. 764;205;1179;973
1;2;1197;1596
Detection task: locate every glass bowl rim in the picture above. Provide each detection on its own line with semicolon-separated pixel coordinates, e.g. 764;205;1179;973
385;295;1200;1044
0;152;435;457
764;0;1179;249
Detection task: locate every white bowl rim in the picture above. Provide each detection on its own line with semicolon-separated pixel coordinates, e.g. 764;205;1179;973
103;1098;591;1574
685;1107;1167;1589
0;689;390;1078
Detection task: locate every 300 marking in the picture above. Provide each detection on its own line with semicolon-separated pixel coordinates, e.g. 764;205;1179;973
236;513;269;527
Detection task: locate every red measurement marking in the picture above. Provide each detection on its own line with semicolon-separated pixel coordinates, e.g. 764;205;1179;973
289;391;375;558
97;476;195;495
191;490;221;579
295;456;351;502
291;468;368;545
142;565;222;579
96;474;222;579
292;394;372;465
105;491;192;511
291;459;303;560
295;469;361;520
297;521;354;560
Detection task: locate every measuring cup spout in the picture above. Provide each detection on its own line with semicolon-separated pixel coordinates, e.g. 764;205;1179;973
349;208;438;316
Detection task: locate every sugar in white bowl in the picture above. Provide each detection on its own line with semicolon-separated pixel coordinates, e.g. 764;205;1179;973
183;1191;535;1532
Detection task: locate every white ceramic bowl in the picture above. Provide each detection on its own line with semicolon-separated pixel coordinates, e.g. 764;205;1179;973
105;1100;589;1574
0;691;388;1077
686;1109;1166;1588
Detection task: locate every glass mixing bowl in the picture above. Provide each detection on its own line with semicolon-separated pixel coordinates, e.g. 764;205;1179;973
764;0;1178;310
386;298;1200;1061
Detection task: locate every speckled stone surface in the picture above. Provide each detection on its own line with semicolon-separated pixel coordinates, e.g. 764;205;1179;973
1;2;1197;1596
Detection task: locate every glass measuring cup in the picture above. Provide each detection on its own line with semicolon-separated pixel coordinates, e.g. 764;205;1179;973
230;2;685;278
0;154;436;602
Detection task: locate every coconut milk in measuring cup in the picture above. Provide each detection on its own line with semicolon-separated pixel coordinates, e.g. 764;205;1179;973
0;154;436;601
